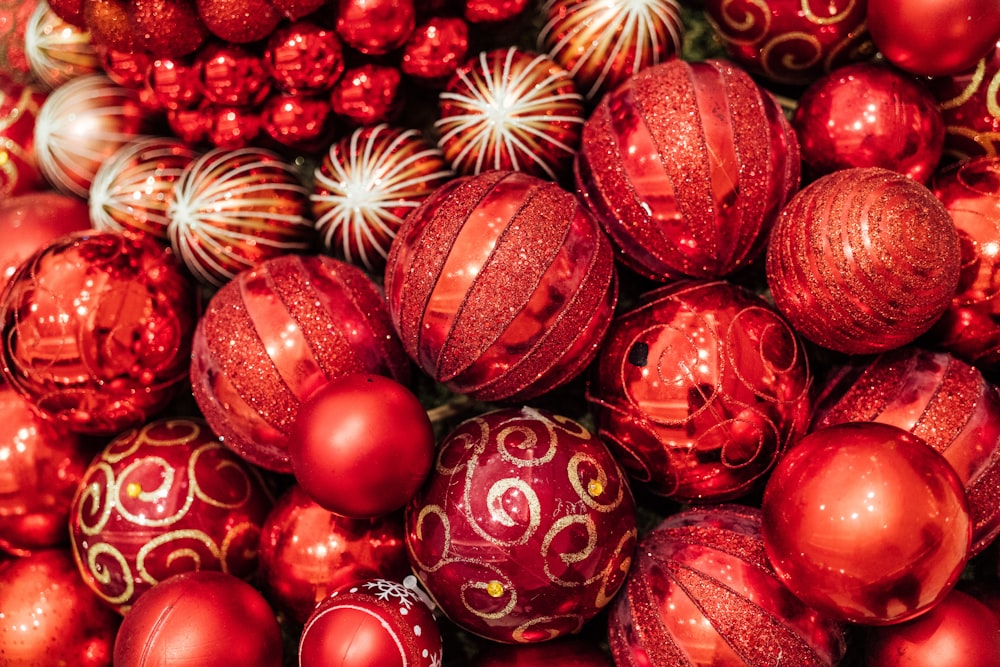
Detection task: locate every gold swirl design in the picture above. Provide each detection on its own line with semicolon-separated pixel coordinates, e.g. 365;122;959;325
189;443;254;509
940;59;987;110
103;419;204;463
86;542;135;607
136;529;221;586
714;0;772;42
512;615;584;643
594;530;637;609
460;570;517;621
115;456;194;527
409;504;452;572
760;32;824;80
75;462;115;537
465;473;542;547
800;0;857;25
946;126;1000;159
727;307;809;403
542;515;598;586
219;521;261;565
567;452;624;512
988;70;1000;118
435;422;488;476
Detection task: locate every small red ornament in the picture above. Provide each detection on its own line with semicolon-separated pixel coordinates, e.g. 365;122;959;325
329;63;403;126
196;0;281;43
0;77;45;197
406;407;637;643
472;636;612;667
400;17;468;85
24;0;100;89
311;123;453;272
762;422;971;625
84;0;134;52
436;47;584;181
166;104;211;144
190;254;411;472
113;570;283;666
609;505;846;667
464;0;527;23
0;0;39;84
335;0;415;56
766;167;961;354
0;190;91;289
266;0;326;19
260;91;336;152
264;19;345;94
197;41;271;108
146;55;204;110
576;58;800;281
100;48;154;90
204;102;263;148
127;0;210;58
385;170;617;402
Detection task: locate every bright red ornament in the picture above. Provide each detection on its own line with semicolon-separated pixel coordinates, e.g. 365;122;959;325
609;505;846;667
385;170;617;402
24;0;100;89
196;0;281;43
588;280;812;502
329;63;403;126
0;190;91;289
0;232;198;436
576;58;800;282
928;41;1000;161
145;55;204;110
472;636;612;666
260;91;336;152
100;48;154;90
406;407;637;643
127;0;209;58
113;570;283;666
190;254;411;472
197;41;271;108
762;422;971;625
264;19;345;94
0;77;45;198
400;17;468;85
437;47;584;181
311;123;453;272
335;0;415;56
766;167;961;354
257;483;410;624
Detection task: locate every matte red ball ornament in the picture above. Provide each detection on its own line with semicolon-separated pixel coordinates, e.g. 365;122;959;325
196;0;281;43
329;63;403;126
576;58;800;282
127;0;210;58
0;190;91;289
335;0;415;56
406;407;637;643
385;170;617;402
24;0;100;89
928;42;1000;161
0;78;45;197
609;505;846;666
766;167;961;354
762;422;972;625
264;20;345;94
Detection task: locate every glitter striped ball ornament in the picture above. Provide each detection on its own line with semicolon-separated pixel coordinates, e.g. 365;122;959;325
311;124;452;273
24;0;100;90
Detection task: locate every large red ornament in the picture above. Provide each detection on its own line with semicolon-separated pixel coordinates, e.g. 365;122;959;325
385;170;617;402
0;77;45;197
196;0;281;43
190;254;411;472
264;19;345;94
576;58;800;282
472;636;612;666
24;0;100;89
609;505;846;667
0;190;91;289
928;41;1000;161
406;407;637;643
762;422;971;625
766;167;961;354
335;0;415;56
588;280;812;502
127;0;209;58
0;232;198;436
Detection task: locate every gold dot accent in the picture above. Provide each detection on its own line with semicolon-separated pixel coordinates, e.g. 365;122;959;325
486;581;504;598
125;482;142;498
588;479;603;497
0;150;8;166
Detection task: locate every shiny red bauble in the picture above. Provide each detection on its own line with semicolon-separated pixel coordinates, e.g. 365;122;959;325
588;280;812;502
329;63;403;126
113;570;283;667
0;77;45;197
0;190;90;289
145;55;203;111
385;170;617;402
196;41;271;108
260;91;336;152
406;407;637;643
928;41;1000;162
335;0;415;56
401;16;468;84
609;505;846;667
264;20;345;94
576;58;799;282
766;167;961;354
762;422;972;625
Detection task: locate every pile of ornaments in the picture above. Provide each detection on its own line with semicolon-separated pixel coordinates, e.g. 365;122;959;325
2;0;1000;665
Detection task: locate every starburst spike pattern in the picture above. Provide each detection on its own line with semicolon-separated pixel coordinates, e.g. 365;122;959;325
435;46;584;181
23;0;100;90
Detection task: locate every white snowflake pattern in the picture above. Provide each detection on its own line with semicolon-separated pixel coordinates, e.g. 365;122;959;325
362;579;417;609
428;648;444;667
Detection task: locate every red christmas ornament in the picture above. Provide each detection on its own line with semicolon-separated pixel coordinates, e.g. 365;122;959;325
266;0;326;20
46;0;84;25
189;254;411;472
166;146;314;286
264;19;345;94
0;232;198;436
464;0;528;23
762;422;971;625
24;0;100;89
300;578;442;667
335;0;415;56
0;190;91;289
260;91;336;152
0;549;119;667
436;47;584;181
196;0;281;43
113;570;283;666
0;78;45;198
329;63;403;126
197;41;271;108
68;418;273;612
385;170;617;402
145;55;204;110
538;0;684;101
127;0;209;58
576;58;800;281
101;48;154;90
400;17;468;85
588;280;813;502
166;104;211;144
766;167;961;354
311;123;453;272
0;0;39;85
204;102;263;148
609;505;846;667
472;636;612;667
84;0;134;52
257;483;410;625
792;62;945;183
406;407;637;643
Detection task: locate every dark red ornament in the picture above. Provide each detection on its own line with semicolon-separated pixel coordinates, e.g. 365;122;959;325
335;0;415;56
264;20;345;94
464;0;527;23
83;0;134;52
0;0;39;84
0;191;90;289
197;41;271;108
260;91;336;152
0;77;45;198
400;17;468;85
265;0;326;19
472;636;612;667
205;103;262;148
146;55;204;109
329;63;403;126
127;0;209;58
196;0;281;43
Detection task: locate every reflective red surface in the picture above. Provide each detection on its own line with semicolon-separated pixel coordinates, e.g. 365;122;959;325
0;190;90;290
335;0;415;56
264;20;345;94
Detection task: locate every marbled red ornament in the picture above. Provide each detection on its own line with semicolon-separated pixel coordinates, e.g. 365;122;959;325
197;41;271;108
0;190;91;289
264;19;345;94
196;0;281;43
766;167;961;354
576;58;800;282
927;41;1000;162
329;63;403;126
127;0;209;58
24;0;100;89
406;407;637;643
260;91;336;152
146;55;204;110
609;505;846;667
335;0;415;56
400;16;468;85
0;77;45;197
385;170;617;402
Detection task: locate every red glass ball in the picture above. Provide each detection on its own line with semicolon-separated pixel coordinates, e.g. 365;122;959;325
197;41;271;108
0;190;90;290
335;0;415;56
127;0;210;58
260;91;336;153
588;280;812;502
145;55;204;110
264;20;345;94
406;407;637;643
576;58;800;282
400;17;468;85
100;48;153;90
0;77;45;198
766;167;961;354
195;0;281;43
204;102;263;149
928;41;1000;162
384;170;617;402
762;422;972;625
329;63;403;126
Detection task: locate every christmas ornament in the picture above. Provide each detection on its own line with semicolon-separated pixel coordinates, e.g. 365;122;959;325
538;0;684;101
928;40;1000;161
792;62;945;183
0;0;39;84
0;549;119;667
329;63;403;126
204;102;262;148
762;422;971;625
310;123;453;272
100;47;153;90
264;19;345;95
145;54;204;110
576;58;800;281
400;16;468;85
704;0;872;86
196;0;281;43
335;0;415;56
406;407;637;643
299;578;442;667
113;570;283;666
0;231;198;436
385;170;617;402
267;0;325;20
471;636;612;666
165;104;210;144
0;190;90;288
436;47;584;181
83;0;134;52
588;280;812;502
257;483;410;625
197;41;270;108
89;136;200;240
127;0;209;58
24;0;100;90
0;77;45;197
766;167;961;354
260;91;336;152
189;253;411;473
609;505;846;667
68;417;273;612
166;146;314;287
46;0;84;25
464;0;528;23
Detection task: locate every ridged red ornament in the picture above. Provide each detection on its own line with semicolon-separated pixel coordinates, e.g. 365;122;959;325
145;55;204;110
264;20;345;94
400;16;468;85
329;63;403;126
197;41;271;108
